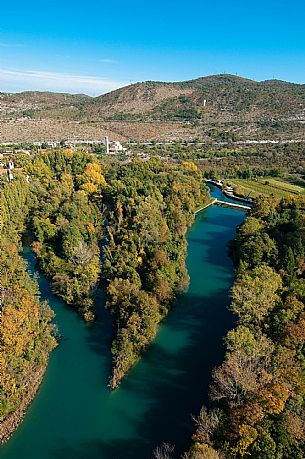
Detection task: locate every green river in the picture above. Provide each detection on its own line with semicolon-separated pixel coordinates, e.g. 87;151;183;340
1;188;245;459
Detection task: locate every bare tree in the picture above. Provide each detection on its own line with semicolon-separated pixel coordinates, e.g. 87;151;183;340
192;406;220;444
153;443;175;459
71;241;94;266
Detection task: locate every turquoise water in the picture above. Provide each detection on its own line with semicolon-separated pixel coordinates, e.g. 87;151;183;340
1;200;245;459
207;183;251;205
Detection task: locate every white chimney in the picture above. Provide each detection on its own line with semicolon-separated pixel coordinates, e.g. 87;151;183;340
104;136;109;154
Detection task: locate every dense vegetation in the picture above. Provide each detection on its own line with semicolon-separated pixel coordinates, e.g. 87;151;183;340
0;150;209;437
0;179;56;441
27;150;106;321
126;141;305;180
25;152;209;384
102;159;209;387
186;195;305;459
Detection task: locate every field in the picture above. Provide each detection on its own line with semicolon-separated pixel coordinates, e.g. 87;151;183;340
230;177;305;199
257;177;305;195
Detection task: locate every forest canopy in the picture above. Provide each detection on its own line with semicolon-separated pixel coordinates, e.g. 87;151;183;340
102;158;208;386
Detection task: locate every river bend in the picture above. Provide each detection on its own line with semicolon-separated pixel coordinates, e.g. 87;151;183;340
1;188;245;459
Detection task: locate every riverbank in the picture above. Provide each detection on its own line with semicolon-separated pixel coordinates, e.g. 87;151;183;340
0;366;47;445
0;190;246;459
205;180;253;204
187;195;305;457
222;188;253;204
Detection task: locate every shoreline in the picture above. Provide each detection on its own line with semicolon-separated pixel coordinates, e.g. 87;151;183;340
0;365;47;445
222;189;253;204
206;180;253;204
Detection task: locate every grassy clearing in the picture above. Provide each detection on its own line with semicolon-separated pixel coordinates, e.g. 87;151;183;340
229;180;261;198
230;179;296;199
257;177;305;195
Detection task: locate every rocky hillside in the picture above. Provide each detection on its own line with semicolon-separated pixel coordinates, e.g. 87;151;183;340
0;91;90;118
2;75;305;122
84;75;305;122
1;74;305;142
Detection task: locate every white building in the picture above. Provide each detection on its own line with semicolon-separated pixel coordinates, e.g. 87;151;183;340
103;138;127;154
109;141;124;153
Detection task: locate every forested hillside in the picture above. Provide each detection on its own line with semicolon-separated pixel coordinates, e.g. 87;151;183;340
186;196;305;459
2;75;305;122
89;75;305;122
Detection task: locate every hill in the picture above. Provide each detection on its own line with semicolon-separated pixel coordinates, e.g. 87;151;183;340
88;74;305;122
1;74;305;142
0;91;89;116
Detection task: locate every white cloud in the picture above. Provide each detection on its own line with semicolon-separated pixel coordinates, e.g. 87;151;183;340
0;68;127;95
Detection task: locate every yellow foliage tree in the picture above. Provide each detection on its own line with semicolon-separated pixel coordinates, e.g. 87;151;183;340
83;163;107;187
234;424;258;457
181;161;198;172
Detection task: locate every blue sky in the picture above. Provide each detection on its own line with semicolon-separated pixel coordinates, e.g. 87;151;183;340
0;0;304;95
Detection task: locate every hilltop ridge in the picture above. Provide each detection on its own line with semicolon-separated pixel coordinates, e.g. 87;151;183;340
1;74;305;142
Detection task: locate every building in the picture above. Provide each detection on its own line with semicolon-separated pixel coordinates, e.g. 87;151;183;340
109;141;124;153
103;138;127;154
